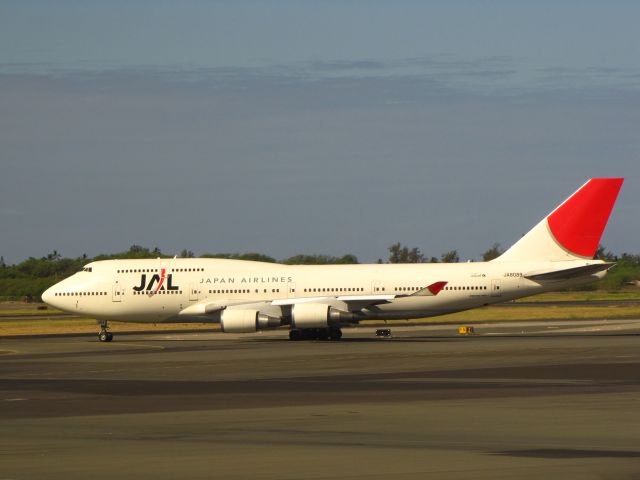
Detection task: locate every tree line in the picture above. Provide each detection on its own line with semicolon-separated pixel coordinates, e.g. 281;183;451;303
385;242;503;263
1;243;638;300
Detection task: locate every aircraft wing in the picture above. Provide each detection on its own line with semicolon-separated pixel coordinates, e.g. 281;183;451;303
179;281;448;317
178;299;254;316
272;294;396;312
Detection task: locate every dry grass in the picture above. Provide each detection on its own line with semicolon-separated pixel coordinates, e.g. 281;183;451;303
417;304;640;323
514;290;640;302
2;304;640;337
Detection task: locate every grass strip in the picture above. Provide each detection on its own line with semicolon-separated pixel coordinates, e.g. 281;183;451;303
2;303;640;337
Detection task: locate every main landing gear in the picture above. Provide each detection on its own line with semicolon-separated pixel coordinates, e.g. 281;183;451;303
289;327;342;341
98;321;113;342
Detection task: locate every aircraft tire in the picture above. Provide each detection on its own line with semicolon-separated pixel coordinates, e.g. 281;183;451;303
329;327;342;340
301;329;316;340
289;329;303;341
99;332;109;342
316;328;329;341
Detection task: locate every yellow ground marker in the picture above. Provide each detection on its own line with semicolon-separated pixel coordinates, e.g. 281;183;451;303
458;326;475;335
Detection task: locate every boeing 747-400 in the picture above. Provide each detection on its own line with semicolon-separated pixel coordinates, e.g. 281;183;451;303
42;178;624;341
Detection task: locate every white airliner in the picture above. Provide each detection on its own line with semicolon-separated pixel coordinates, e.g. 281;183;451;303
43;178;623;342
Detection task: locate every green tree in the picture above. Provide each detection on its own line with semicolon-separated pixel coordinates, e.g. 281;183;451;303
335;254;358;264
596;253;640;289
282;254;358;265
46;250;62;261
388;243;425;263
482;243;503;261
202;252;277;263
440;250;459;263
595;244;617;261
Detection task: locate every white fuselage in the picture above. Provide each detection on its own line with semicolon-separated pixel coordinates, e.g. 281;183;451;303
42;257;607;324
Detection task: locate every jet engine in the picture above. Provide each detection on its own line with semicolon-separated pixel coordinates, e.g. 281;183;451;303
221;309;282;333
291;303;356;328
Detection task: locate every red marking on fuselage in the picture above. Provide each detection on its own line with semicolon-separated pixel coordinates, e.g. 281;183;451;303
427;281;448;295
147;268;166;297
155;268;166;292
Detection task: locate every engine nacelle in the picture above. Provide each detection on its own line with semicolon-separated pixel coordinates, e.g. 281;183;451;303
221;309;282;333
291;303;355;328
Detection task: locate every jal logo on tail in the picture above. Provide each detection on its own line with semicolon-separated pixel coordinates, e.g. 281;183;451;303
133;268;179;295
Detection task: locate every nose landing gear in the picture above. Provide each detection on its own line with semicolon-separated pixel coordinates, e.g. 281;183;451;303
98;321;113;342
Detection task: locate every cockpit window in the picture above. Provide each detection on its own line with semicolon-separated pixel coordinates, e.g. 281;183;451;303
81;267;93;272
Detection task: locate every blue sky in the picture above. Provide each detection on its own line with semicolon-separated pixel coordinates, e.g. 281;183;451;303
1;1;639;263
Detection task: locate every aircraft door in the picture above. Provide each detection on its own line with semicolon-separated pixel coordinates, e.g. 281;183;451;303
189;284;200;302
491;279;502;297
287;282;296;298
112;283;123;302
372;280;383;294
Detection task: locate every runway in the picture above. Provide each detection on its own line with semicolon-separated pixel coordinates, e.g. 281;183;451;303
2;319;640;479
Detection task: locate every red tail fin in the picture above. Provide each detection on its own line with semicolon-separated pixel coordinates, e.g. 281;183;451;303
547;178;623;258
497;178;623;262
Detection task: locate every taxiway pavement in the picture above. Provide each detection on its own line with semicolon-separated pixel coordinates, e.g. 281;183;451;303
2;319;640;479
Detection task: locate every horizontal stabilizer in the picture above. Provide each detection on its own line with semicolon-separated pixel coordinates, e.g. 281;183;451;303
524;263;614;281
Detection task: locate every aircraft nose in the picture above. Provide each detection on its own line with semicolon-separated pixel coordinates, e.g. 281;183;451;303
41;286;55;306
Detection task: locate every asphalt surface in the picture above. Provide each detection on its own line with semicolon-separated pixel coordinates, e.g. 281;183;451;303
2;319;640;479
